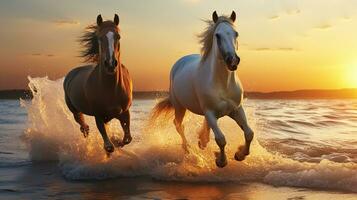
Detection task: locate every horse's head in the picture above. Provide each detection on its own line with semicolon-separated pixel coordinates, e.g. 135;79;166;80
213;11;240;71
96;14;121;75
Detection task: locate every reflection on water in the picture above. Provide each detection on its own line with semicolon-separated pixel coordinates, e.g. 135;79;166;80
2;162;356;200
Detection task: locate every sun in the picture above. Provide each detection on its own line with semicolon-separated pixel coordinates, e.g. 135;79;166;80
346;65;357;88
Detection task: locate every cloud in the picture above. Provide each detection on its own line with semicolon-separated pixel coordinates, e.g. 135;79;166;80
341;16;351;21
253;47;271;51
52;19;80;26
250;47;298;52
268;8;300;21
314;23;332;30
269;15;280;20
29;53;55;57
286;9;301;15
277;47;296;51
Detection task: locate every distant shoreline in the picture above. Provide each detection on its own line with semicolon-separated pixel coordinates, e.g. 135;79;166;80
1;89;356;100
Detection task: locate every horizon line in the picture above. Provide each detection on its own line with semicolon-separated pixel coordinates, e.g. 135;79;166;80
0;88;357;93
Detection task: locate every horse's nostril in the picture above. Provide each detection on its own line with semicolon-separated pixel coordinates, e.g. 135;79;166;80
226;55;234;64
113;59;118;67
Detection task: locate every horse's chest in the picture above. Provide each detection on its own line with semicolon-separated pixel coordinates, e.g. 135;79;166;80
207;89;243;117
104;106;123;117
92;94;130;117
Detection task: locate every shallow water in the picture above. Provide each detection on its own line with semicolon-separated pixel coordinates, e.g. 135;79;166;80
0;77;356;199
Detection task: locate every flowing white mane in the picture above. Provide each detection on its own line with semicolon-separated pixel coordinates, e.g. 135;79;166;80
198;16;235;60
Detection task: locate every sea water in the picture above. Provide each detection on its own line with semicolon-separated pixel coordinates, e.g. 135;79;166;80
0;77;356;199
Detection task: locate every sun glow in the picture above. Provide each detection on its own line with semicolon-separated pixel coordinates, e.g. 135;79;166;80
346;65;357;88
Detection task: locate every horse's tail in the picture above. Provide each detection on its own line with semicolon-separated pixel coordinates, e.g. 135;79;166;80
150;97;175;122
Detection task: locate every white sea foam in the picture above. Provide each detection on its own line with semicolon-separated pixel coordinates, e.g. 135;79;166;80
22;77;357;192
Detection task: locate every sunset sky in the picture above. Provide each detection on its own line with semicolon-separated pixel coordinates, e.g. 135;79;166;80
0;0;357;92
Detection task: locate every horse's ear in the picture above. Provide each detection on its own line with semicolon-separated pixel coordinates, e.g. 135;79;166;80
114;14;119;26
97;14;103;26
230;11;236;22
212;11;218;23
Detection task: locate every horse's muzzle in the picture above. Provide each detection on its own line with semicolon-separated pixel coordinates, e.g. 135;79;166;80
104;60;118;74
225;55;240;71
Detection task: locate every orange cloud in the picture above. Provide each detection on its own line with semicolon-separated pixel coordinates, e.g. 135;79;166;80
29;53;55;57
52;19;80;26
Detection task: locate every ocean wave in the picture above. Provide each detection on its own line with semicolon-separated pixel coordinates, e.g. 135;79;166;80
0;159;31;168
22;77;357;193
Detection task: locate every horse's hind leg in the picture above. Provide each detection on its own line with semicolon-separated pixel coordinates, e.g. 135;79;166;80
173;106;189;153
228;106;254;161
198;119;210;149
65;96;89;137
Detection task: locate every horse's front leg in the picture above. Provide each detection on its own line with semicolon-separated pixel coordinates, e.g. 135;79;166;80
228;106;254;161
114;110;132;147
95;117;114;154
205;111;227;168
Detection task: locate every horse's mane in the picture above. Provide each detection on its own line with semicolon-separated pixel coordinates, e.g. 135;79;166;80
79;24;99;62
79;22;119;63
198;16;234;60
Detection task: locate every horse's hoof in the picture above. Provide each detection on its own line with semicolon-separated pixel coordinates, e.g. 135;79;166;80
234;152;246;161
215;152;227;168
123;135;132;145
234;146;249;161
111;137;123;148
215;158;227;168
104;144;114;153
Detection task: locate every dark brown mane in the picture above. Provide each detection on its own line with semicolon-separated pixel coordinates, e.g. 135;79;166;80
79;24;99;62
79;21;119;63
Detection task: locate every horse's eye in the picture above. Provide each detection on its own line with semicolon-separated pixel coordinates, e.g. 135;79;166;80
215;33;221;40
234;31;238;38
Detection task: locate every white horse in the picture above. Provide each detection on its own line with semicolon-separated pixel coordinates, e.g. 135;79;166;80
151;11;254;168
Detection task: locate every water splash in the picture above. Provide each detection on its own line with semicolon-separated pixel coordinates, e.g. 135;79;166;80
22;77;357;192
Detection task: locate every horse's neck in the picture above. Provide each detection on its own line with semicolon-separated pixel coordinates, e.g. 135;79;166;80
97;61;123;91
206;45;236;88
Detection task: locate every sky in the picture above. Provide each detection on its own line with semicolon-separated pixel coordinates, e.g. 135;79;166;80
0;0;357;92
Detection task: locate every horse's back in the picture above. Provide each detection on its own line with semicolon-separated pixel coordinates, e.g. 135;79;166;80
170;54;203;115
63;65;95;114
170;54;200;78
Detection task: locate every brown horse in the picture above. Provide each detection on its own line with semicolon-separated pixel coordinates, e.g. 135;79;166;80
63;14;133;155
